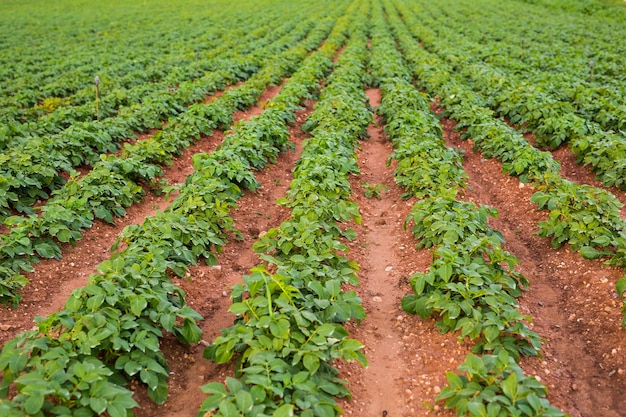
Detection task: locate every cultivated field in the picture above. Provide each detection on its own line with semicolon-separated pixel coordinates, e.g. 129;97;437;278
1;0;625;416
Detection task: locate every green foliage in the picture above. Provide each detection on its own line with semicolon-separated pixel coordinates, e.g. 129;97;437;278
385;0;626;328
376;4;564;415
402;195;538;359
0;0;339;306
361;182;388;199
0;6;346;413
199;7;370;415
437;352;566;417
530;174;623;254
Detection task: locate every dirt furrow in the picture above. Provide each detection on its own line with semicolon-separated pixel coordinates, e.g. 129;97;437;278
337;89;468;416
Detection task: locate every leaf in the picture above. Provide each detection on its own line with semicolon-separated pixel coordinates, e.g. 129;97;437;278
130;297;147;317
235;390;253;413
446;371;464;390
461;354;485;377
106;402;129;417
200;382;227;396
342;228;357;241
303;354;320;374
273;404;295;417
229;302;249;315
592;235;612;247
320;402;346;417
34;242;59;258
280;241;293;255
502;372;518;401
316;323;336;337
269;319;290;339
483;325;499;343
56;229;72;243
467;401;487;416
580;245;601;259
181;319;202;344
24;393;44;415
147;378;168;404
89;397;107;414
438;263;452;282
403;295;431;318
616;276;626;296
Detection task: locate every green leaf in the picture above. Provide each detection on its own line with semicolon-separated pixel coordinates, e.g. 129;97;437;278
181;319;202;344
526;393;543;412
24;393;44;415
461;354;485;376
130;297;147;317
342;228;357;241
235;390;253;413
200;382;227;396
616;276;626;296
147;378;168;404
303;353;320;374
269;319;290;339
580;246;601;260
438;263;452;281
281;241;293;255
219;400;238;416
468;401;486;416
316;323;336;337
446;371;464;390
502;372;518;401
483;325;499;343
592;235;612;247
273;404;295;417
34;242;59;258
89;397;107;414
229;302;249;315
56;229;72;243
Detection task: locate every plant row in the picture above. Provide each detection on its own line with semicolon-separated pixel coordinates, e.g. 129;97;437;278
436;0;626;134
0;5;357;414
406;0;626;191
0;13;280;150
0;16;231;131
389;0;626;326
0;0;344;149
0;16;321;221
374;1;567;415
420;0;626;91
199;3;372;415
0;0;345;126
0;15;342;307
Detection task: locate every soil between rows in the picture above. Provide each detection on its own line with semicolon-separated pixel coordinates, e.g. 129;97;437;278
1;86;625;417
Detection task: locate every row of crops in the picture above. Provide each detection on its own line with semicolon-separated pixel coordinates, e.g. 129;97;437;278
388;0;626;325
1;0;625;415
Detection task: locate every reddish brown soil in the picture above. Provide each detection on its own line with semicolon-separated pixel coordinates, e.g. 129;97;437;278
1;86;625;417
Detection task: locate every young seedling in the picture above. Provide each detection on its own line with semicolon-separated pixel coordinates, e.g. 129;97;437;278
361;182;387;199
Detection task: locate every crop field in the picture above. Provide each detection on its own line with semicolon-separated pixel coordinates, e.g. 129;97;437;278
1;0;625;416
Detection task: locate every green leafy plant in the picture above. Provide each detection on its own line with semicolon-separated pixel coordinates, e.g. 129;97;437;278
199;10;371;415
361;182;388;199
437;352;567;417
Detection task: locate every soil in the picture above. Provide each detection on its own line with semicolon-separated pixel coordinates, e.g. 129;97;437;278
1;85;625;417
